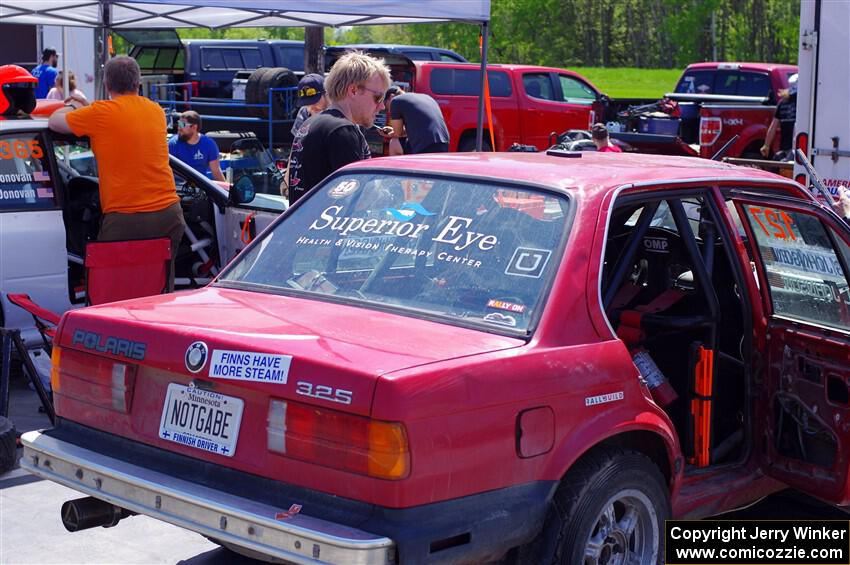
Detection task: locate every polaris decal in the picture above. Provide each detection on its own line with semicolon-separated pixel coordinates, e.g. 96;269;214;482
71;329;146;360
209;350;292;383
585;391;624;406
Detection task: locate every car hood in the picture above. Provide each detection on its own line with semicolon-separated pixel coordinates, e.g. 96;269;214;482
57;287;524;415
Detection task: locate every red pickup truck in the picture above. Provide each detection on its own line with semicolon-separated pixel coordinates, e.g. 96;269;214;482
613;62;798;159
410;62;603;152
23;150;850;564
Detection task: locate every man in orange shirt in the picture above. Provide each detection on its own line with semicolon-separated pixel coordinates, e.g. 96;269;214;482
48;56;184;290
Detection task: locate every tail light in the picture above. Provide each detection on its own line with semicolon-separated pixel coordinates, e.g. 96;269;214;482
50;345;62;392
700;117;722;147
588;110;595;130
795;132;809;162
267;399;410;480
53;347;137;413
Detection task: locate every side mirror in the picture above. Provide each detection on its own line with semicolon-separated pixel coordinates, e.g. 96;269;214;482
230;175;256;205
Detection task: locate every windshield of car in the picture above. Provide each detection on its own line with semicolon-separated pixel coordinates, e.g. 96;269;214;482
219;172;570;334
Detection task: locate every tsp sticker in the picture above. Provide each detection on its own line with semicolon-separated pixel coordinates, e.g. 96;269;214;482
209;349;292;383
328;179;360;199
505;247;551;278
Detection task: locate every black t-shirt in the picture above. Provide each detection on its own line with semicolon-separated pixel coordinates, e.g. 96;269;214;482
774;93;797;150
288;108;370;204
390;93;449;153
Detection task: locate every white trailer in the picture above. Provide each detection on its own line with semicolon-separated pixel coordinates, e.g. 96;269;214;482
793;0;850;194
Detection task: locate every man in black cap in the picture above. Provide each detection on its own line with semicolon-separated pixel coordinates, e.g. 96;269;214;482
282;73;330;198
31;48;59;99
384;86;449;155
291;73;328;137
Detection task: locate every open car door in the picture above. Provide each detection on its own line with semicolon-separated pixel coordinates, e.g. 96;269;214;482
732;191;850;504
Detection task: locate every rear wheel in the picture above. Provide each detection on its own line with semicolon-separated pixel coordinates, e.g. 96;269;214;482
530;447;669;565
0;416;17;474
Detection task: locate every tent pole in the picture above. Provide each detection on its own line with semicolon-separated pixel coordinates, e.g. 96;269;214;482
62;26;69;98
95;0;111;99
475;21;489;152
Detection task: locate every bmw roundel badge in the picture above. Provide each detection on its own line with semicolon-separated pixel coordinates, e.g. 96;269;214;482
185;341;209;374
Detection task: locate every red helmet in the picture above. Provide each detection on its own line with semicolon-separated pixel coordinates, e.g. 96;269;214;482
0;65;38;116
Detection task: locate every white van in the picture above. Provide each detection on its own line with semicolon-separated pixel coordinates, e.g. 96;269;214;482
793;0;850;193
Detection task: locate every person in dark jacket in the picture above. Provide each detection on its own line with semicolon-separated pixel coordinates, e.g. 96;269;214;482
384;86;449;155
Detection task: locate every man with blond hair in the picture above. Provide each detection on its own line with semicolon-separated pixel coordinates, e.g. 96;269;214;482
287;51;391;204
48;55;184;290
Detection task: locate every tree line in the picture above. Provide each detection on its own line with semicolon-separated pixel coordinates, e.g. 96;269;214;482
172;0;801;69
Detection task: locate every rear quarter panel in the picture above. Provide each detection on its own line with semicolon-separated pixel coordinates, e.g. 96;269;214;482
372;339;677;506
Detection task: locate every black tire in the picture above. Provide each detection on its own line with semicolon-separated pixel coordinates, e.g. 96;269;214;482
529;447;669;565
457;135;493;152
0;416;17;474
247;67;298;120
245;67;273;119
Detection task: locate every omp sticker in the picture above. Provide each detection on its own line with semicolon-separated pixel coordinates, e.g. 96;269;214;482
483;312;517;327
209;350;292;383
643;237;669;253
585;391;624;406
328;179;360;199
505;247;551;278
487;299;526;313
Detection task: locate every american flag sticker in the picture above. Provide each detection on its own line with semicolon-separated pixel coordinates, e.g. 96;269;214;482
37;188;54;199
32;170;50;182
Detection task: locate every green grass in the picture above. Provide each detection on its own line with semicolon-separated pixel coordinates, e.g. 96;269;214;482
573;67;683;99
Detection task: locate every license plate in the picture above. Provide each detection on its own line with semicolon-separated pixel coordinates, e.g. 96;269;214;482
158;383;244;457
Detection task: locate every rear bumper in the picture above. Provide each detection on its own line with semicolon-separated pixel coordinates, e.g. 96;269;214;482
21;430;395;565
22;420;555;564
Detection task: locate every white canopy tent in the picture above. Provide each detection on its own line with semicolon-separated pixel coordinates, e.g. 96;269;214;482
1;0;492;148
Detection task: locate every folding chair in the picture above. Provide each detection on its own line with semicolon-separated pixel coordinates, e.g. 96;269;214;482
84;237;172;305
2;238;172;423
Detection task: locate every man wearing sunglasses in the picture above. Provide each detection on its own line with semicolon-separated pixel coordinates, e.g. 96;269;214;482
168;111;226;182
287;51;391;205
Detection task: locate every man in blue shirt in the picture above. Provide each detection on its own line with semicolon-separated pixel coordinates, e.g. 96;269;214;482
31;48;59;99
168;111;225;181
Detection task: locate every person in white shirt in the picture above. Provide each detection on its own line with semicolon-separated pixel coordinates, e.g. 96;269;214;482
46;71;88;103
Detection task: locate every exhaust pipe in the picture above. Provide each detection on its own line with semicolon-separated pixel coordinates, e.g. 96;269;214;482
61;497;135;532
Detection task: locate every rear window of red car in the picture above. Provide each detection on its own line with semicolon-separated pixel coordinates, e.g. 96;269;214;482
220;172;570;335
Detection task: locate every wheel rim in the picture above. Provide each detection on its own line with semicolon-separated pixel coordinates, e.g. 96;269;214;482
583;489;659;565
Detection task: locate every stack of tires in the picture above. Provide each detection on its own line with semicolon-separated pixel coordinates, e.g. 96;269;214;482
244;67;299;121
